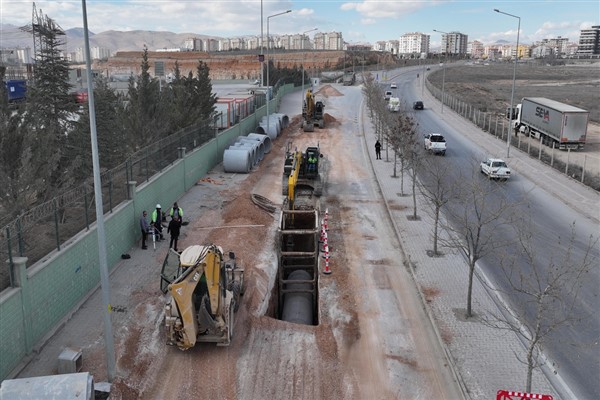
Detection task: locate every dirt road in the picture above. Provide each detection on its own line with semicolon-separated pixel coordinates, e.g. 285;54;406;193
65;84;462;399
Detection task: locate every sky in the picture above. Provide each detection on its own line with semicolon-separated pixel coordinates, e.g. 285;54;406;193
1;0;598;48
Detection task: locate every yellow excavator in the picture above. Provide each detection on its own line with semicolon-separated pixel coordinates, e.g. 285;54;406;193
302;89;325;132
282;142;323;210
160;245;244;350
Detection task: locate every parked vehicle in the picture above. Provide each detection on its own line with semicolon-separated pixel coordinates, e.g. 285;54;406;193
508;97;588;150
423;133;446;156
413;101;424;110
480;158;511;180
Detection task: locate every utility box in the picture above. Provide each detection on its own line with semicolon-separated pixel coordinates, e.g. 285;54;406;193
58;347;83;374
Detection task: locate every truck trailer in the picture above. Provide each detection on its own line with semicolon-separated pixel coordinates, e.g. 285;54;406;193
509;97;588;150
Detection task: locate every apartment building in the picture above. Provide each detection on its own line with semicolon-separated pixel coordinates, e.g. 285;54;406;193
314;32;344;50
577;25;600;55
440;31;468;55
467;40;485;59
398;32;430;56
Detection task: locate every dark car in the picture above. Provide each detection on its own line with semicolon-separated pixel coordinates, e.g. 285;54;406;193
413;101;424;110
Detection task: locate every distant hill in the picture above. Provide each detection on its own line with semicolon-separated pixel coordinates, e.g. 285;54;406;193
0;23;218;54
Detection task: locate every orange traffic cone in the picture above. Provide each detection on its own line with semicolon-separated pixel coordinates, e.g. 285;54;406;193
319;222;325;243
324;208;329;231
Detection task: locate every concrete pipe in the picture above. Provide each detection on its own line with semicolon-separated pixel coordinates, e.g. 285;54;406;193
247;133;272;153
281;270;313;326
234;142;260;166
238;139;265;161
223;148;252;173
272;113;290;129
261;115;281;136
229;144;257;167
257;122;278;140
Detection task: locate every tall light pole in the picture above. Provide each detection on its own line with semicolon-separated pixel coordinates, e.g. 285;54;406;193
495;8;521;158
260;0;264;86
301;28;318;106
80;0;115;381
433;29;448;113
266;9;292;137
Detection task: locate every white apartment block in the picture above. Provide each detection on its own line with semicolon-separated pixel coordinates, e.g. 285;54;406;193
398;32;430;55
314;32;344;50
441;32;468;55
467;40;484;58
540;37;569;56
384;40;399;55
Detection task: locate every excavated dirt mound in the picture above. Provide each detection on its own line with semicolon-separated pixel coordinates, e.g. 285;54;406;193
315;84;344;97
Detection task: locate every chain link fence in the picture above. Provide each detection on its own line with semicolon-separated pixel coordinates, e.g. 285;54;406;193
425;79;600;190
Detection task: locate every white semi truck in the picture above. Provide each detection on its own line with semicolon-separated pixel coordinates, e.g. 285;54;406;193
508;97;589;150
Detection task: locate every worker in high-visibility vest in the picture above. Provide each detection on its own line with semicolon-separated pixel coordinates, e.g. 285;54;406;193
169;202;183;219
151;204;164;240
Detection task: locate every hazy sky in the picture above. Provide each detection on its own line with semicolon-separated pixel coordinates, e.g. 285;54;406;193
1;0;598;47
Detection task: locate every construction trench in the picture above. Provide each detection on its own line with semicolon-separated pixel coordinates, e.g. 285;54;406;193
275;208;321;326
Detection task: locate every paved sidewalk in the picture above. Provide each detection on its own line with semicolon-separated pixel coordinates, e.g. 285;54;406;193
360;77;600;399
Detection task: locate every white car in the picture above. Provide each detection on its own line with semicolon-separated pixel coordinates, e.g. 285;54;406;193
390;82;397;89
423;133;447;156
480;158;511;180
384;91;393;101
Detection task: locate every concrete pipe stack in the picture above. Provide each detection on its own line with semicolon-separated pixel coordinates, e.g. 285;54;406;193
231;142;258;166
247;133;272;153
237;138;265;162
272;113;290;129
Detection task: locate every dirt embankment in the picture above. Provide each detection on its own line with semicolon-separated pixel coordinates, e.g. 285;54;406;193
95;50;346;80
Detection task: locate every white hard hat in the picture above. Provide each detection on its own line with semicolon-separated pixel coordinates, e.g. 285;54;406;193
156;204;161;208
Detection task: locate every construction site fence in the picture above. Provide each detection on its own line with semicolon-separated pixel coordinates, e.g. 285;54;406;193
425;79;600;191
0;80;288;293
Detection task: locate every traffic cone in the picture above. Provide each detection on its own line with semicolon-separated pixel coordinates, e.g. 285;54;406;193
320;232;328;253
319;222;325;243
322;216;328;232
324;208;329;231
323;252;332;274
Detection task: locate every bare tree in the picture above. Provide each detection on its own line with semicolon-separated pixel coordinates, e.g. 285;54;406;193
418;155;456;256
399;115;420;220
441;160;515;317
484;221;596;392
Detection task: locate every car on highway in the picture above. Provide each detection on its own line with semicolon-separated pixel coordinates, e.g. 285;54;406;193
390;82;397;89
480;158;511;180
423;133;447;156
384;91;393;101
413;101;424;110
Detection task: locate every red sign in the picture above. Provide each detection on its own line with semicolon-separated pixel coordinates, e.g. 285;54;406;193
496;390;553;400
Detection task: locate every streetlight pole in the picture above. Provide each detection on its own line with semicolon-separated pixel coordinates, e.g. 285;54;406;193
495;8;521;158
301;28;318;106
433;29;448;114
266;9;292;137
260;0;263;86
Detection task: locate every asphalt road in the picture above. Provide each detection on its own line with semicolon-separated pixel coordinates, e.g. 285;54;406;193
381;68;600;400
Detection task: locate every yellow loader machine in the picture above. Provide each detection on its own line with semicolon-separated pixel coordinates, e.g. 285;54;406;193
160;245;244;350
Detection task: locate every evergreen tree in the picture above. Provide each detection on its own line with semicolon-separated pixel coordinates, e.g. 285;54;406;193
20;17;78;201
194;60;217;124
67;76;127;180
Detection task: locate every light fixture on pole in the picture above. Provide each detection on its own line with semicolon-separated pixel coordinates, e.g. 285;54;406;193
301;28;318;105
433;29;448;113
266;9;292;137
494;8;521;158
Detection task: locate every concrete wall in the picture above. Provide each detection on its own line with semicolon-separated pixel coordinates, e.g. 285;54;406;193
0;84;294;381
